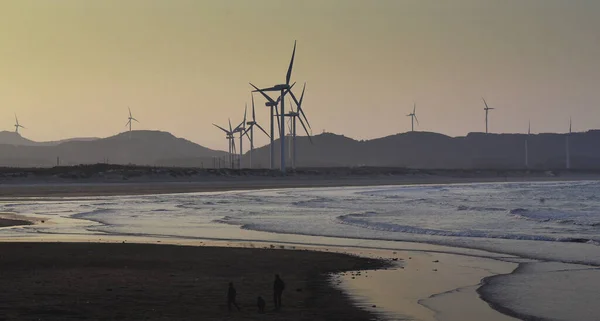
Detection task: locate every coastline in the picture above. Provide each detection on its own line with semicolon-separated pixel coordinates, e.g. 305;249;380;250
1;177;598;320
1;171;598;197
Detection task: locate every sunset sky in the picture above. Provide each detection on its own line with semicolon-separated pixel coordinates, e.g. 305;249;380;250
1;0;598;150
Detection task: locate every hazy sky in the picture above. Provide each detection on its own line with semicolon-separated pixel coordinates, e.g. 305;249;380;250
1;0;599;150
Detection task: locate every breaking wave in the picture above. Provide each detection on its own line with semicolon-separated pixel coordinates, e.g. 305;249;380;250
337;211;600;244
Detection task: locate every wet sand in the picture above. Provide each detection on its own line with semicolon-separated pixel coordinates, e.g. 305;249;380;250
0;242;388;321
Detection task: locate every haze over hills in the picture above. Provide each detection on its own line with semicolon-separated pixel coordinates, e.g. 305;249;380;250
0;129;598;169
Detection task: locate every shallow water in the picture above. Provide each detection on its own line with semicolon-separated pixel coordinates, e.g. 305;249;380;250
1;180;599;320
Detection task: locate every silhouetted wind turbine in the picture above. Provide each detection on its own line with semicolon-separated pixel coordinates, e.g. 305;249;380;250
250;82;295;169
14;114;25;134
243;94;270;169
126;107;139;132
287;83;312;169
252;40;298;173
213;119;237;169
566;117;572;170
407;103;419;132
482;98;494;134
525;120;530;168
234;105;248;168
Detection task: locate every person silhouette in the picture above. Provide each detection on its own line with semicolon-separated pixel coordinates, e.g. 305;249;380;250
257;296;266;313
227;282;241;311
273;274;285;310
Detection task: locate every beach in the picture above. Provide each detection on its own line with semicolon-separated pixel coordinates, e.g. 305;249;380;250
0;242;389;321
1;177;599;321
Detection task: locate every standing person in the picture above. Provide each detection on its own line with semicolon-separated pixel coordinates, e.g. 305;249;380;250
227;282;241;311
257;296;266;313
273;274;285;310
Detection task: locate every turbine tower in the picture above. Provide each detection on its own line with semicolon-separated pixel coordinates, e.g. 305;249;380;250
407;103;419;132
250;82;295;169
126;107;139;132
287;83;312;169
243;94;270;169
213;119;237;169
14;114;25;134
234;105;248;169
525;120;530;168
252;41;298;173
482;98;494;134
566;117;572;170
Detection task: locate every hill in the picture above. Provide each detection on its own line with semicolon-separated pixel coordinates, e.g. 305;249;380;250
1;130;599;169
240;130;600;169
0;131;99;147
0;131;225;167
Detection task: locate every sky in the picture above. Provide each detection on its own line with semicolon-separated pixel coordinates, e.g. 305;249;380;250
0;0;599;150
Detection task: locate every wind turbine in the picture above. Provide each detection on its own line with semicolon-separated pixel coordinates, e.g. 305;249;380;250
243;94;270;169
250;82;295;169
14;114;25;134
482;98;494;134
566;117;572;170
251;40;298;173
407;103;419;132
213;119;237;169
126;107;139;132
525;120;530;168
234;105;248;169
287;83;312;169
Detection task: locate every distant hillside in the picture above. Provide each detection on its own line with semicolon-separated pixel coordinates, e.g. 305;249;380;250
1;130;599;169
0;131;98;147
0;130;225;167
239;130;600;170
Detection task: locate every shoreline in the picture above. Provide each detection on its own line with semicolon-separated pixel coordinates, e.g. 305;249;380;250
2;178;597;320
1;172;598;197
0;234;524;321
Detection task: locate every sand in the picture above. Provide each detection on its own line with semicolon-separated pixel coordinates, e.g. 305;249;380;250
0;242;389;321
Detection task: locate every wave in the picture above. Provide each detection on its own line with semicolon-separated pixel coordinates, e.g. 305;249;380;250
71;208;114;219
337;212;600;244
509;208;600;227
457;205;505;212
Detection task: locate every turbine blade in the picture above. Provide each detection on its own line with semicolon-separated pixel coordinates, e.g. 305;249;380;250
286;40;296;86
242;126;251;137
298;82;306;107
243;104;247;124
295;88;311;130
413;102;416;114
255;123;270;138
251;93;256;121
213;124;229;133
249;83;276;103
229;118;232;132
297;115;313;144
129;107;132;117
126;120;131;127
132;117;139;122
482;97;489;110
414;115;419;125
